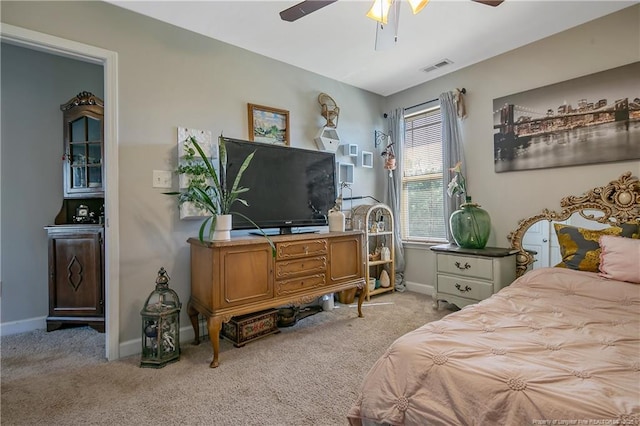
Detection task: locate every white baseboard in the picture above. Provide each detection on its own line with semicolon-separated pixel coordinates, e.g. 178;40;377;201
5;290;434;357
120;288;435;358
118;338;140;358
119;324;198;359
1;316;197;362
0;316;46;336
405;281;435;297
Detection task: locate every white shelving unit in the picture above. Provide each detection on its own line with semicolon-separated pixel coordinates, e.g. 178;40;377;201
342;143;358;157
360;151;373;168
351;203;395;301
338;162;354;185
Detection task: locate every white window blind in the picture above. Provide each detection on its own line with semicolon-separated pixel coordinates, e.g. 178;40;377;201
401;106;446;242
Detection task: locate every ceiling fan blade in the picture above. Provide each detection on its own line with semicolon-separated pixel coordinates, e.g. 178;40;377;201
472;0;505;6
280;0;338;22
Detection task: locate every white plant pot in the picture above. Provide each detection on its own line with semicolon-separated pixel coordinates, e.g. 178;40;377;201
212;214;232;241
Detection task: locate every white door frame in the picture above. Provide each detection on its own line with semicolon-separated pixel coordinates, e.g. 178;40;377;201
0;23;120;361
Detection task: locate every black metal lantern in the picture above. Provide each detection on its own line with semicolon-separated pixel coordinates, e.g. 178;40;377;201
140;267;181;368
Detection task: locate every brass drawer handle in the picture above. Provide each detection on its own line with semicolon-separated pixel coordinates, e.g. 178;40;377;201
455;283;472;293
455;261;471;270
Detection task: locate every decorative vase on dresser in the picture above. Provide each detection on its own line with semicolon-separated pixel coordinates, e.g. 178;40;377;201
449;196;491;249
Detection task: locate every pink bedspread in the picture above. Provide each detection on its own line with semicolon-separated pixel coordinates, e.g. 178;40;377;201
348;268;640;426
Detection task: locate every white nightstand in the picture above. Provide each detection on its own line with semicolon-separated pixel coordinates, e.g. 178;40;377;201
430;244;517;309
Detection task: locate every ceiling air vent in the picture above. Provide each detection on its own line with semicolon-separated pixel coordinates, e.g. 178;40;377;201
422;59;453;73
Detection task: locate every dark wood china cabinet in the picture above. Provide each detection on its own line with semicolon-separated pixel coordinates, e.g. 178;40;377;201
61;91;104;198
44;224;104;332
45;92;105;332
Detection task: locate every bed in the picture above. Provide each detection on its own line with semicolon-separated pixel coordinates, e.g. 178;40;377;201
348;172;640;426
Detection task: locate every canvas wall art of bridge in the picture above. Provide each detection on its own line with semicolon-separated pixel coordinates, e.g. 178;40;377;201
492;62;639;173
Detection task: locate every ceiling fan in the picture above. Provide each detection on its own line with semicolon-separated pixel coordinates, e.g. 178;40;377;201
280;0;337;22
280;0;505;23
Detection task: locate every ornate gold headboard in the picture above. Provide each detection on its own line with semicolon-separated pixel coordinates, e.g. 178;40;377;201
508;171;640;278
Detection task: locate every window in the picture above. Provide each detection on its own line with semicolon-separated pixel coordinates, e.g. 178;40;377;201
400;106;446;242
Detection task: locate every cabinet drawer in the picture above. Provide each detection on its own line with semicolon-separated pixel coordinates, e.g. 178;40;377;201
437;275;493;301
437;254;493;280
276;239;327;260
275;256;327;279
276;273;326;296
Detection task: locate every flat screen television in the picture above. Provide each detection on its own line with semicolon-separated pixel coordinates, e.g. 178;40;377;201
223;137;337;234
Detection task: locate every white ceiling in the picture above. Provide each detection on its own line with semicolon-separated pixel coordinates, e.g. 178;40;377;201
106;0;637;96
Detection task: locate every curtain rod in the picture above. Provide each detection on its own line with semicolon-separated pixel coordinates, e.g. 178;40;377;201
405;87;466;111
383;88;466;118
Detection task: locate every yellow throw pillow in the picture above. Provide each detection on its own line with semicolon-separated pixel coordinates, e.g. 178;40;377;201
554;224;624;272
619;221;640;239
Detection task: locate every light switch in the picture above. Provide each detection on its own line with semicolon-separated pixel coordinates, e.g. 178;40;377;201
153;170;172;188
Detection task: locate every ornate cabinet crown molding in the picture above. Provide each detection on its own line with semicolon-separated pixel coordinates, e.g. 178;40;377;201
60;91;103;111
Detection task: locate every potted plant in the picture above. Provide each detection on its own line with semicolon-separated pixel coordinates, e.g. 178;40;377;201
166;134;274;251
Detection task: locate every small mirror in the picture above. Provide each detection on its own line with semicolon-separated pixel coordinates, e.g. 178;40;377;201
522;210;609;270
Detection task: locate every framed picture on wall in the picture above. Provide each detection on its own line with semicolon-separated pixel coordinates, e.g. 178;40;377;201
247;103;290;145
492;61;640;173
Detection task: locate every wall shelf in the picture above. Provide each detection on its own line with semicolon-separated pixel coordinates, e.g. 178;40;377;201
338;162;354;185
360;151;373;168
342;143;358;157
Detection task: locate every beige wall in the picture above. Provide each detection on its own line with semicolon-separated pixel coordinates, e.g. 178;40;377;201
2;1;639;350
387;5;640;290
0;1;386;344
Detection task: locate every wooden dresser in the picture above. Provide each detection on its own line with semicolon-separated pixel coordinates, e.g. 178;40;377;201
187;230;365;367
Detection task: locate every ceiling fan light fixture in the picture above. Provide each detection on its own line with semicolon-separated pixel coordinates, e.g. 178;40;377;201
407;0;429;14
366;0;394;24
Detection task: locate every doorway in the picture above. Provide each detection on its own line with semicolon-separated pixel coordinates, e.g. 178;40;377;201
0;24;120;360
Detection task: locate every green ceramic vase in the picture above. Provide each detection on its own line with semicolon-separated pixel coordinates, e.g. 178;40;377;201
449;196;491;249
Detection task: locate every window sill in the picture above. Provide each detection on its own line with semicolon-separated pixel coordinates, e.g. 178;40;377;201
403;239;447;250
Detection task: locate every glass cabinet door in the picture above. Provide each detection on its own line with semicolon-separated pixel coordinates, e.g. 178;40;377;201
61;92;104;198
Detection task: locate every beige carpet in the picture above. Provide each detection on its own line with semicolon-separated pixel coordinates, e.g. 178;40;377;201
1;291;451;426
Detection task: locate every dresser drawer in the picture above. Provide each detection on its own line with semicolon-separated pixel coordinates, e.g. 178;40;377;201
276;239;327;260
437;254;493;280
275;256;327;279
275;273;326;296
437;275;494;301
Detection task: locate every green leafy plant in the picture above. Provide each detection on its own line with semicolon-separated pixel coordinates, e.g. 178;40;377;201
166;134;274;252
